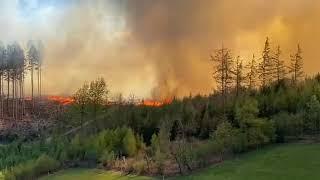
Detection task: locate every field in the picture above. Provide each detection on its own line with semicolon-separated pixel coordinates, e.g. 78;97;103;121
41;143;320;180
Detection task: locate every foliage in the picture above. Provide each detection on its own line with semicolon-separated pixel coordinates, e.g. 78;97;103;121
305;95;320;133
3;154;60;180
122;128;137;157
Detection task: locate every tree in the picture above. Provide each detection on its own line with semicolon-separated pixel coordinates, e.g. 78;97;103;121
0;42;6;118
233;56;244;96
89;77;108;121
306;95;320;133
246;54;258;91
211;121;235;160
27;41;40;110
290;44;304;84
73;83;90;127
259;37;274;87
36;41;44;99
211;46;234;106
273;46;286;84
122;128;137;157
6;42;25;120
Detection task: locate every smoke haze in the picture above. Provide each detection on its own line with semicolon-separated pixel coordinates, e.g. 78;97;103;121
0;0;319;99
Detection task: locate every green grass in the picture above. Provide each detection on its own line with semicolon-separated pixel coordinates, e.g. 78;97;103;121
41;143;320;180
40;169;152;180
174;143;320;180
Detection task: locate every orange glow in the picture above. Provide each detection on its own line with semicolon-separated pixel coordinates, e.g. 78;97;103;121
47;96;74;105
141;98;172;107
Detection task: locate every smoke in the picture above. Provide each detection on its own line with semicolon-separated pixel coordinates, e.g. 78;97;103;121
0;0;320;99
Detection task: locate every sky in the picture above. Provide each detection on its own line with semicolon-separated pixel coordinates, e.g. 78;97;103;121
0;0;319;99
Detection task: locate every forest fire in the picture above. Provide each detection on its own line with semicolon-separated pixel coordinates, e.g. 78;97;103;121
141;98;173;107
47;96;74;105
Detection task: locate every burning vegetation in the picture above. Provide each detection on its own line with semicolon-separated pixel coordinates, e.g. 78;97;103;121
140;98;173;107
47;96;75;106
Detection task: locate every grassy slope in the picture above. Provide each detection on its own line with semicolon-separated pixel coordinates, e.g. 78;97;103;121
41;143;320;180
174;143;320;180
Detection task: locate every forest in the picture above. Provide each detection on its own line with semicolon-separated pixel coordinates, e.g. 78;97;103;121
0;37;320;179
0;41;43;121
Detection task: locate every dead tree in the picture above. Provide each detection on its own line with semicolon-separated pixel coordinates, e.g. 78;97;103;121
233;56;244;96
0;43;5;118
273;46;286;84
246;54;258;91
211;46;234;107
289;44;304;85
259;37;274;87
27;41;40;111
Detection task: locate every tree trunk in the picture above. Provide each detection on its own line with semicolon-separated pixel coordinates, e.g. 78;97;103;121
0;73;2;119
12;74;15;120
7;72;9;116
31;64;34;111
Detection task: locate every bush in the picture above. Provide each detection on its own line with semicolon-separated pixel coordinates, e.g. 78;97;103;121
273;112;304;142
99;150;116;167
122;129;137;157
3;154;60;180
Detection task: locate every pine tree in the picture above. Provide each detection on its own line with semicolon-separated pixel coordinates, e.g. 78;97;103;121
211;46;234;105
27;41;40;110
259;37;274;87
273;46;286;84
290;44;304;84
233;56;244;96
246;54;258;90
0;43;5;118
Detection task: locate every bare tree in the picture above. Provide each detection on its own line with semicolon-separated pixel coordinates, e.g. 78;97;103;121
211;46;234;106
259;37;274;87
27;41;40;110
273;46;286;84
0;42;6;118
246;54;258;90
289;44;304;84
233;56;244;96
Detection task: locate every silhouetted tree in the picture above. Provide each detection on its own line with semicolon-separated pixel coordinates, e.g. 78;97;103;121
211;46;234;106
259;37;274;87
27;41;40;109
289;44;304;84
273;46;286;84
246;54;258;90
233;56;244;96
0;42;5;118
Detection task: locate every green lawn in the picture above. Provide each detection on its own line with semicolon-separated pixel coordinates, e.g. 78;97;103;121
41;143;320;180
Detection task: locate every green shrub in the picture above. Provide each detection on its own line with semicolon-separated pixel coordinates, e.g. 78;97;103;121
273;112;304;142
3;154;60;180
122;129;137;157
99;150;116;167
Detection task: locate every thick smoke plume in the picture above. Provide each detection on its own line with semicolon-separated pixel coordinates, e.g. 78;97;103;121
0;0;319;99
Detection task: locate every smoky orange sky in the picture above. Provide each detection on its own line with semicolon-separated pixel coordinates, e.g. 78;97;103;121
0;0;319;99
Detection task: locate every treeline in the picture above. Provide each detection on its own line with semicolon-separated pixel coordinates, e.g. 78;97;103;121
0;41;43;120
211;37;303;103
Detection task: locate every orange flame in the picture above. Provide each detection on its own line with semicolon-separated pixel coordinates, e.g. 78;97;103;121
47;96;74;105
141;98;172;107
